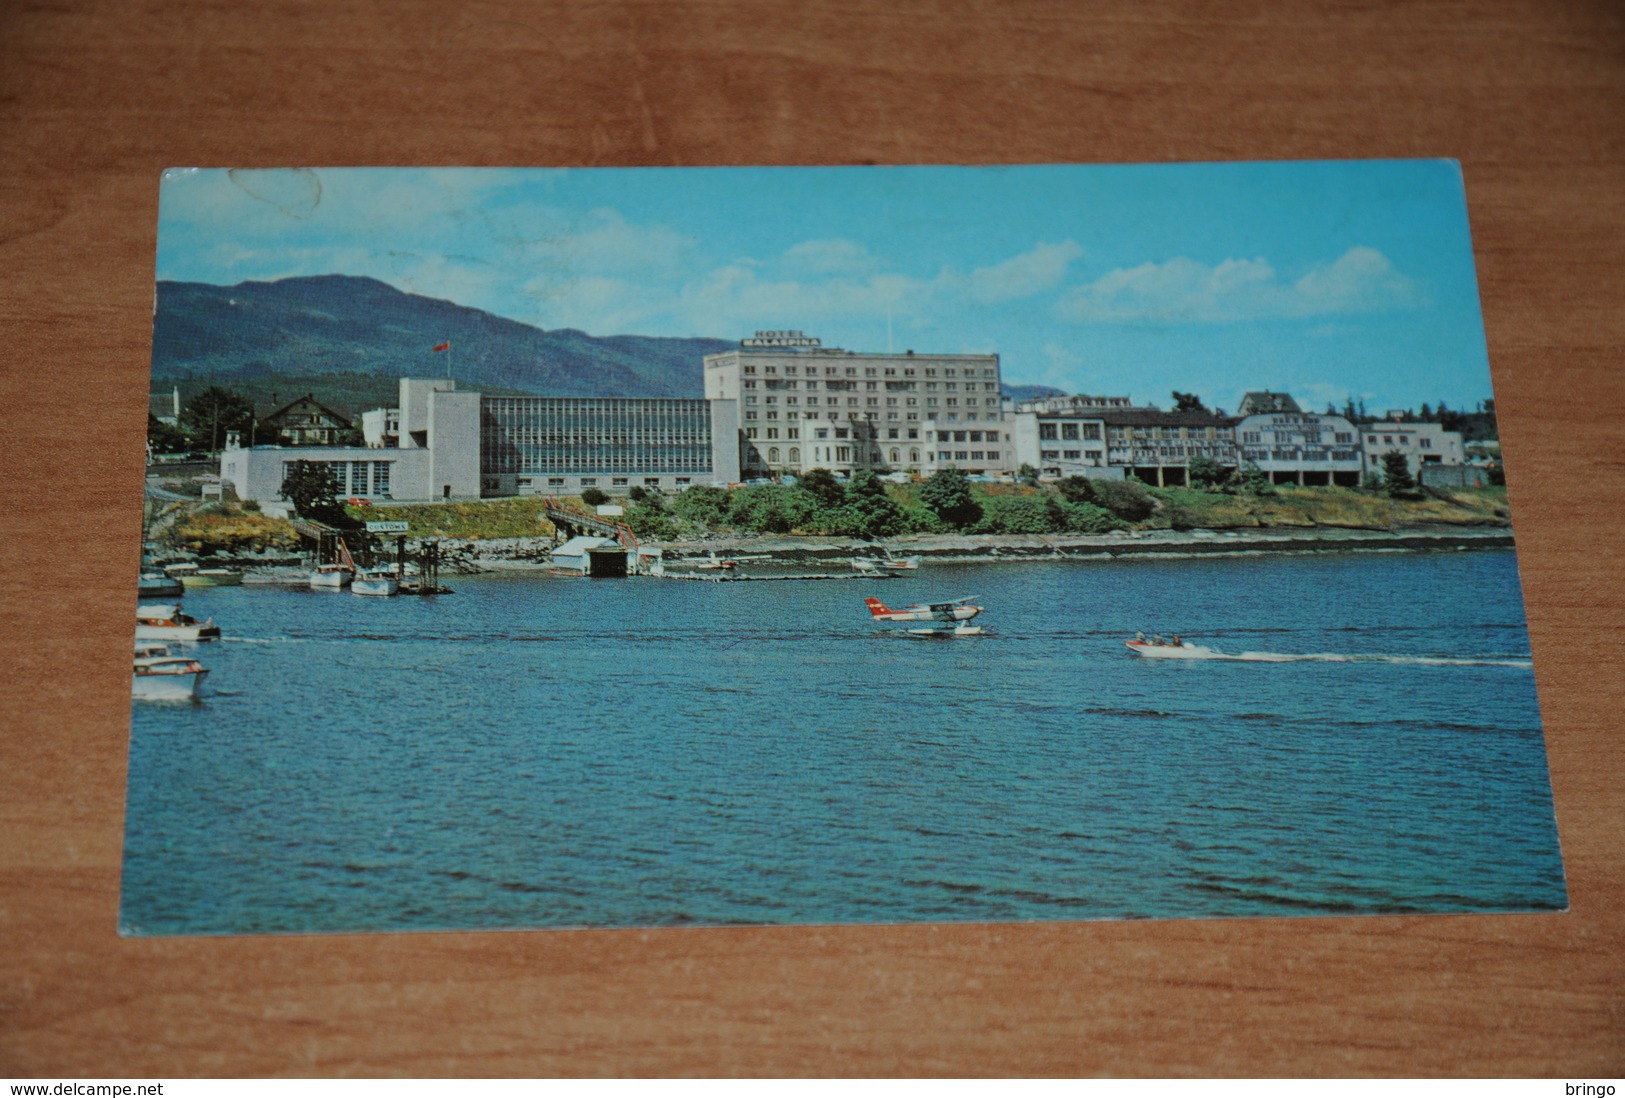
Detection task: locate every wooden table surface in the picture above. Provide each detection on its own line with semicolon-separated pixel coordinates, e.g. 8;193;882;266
3;0;1622;1077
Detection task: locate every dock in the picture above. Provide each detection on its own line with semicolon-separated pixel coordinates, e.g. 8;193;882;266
655;570;896;582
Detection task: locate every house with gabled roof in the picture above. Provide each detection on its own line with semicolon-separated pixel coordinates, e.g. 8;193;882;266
259;393;354;446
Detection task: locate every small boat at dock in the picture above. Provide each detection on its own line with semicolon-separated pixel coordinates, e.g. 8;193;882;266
352;568;400;597
133;644;209;700
166;563;244;587
135;603;220;642
138;571;185;598
310;563;354;589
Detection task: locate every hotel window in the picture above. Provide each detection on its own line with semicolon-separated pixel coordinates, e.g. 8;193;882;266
1061;423;1079;440
955;451;968;460
971;451;984;460
890;448;901;463
580;478;598;487
675;477;691;486
788;448;800;462
910;449;920;462
645;478;661;487
986;450;1000;460
939;451;952;460
787;427;799;439
1039;424;1058;440
548;477;565;487
766;427;779;439
837;446;851;461
612;477;628;486
768;448;780;462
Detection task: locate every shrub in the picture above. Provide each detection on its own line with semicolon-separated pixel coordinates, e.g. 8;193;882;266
580;487;609;507
672;486;730;528
1088;478;1156;522
1057;500;1121;533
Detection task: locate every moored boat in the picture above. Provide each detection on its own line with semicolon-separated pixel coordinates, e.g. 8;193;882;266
352;568;400;597
852;554;921;573
135;603;221;642
133;644;209;700
166;563;244;587
310;563;354;589
138;571;185;598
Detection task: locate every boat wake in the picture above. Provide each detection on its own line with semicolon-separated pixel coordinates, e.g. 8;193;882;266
1139;644;1531;668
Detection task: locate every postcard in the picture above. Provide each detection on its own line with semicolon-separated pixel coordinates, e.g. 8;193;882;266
123;162;1566;935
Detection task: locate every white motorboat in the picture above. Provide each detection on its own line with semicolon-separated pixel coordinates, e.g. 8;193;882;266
310;563;354;589
1124;636;1210;659
166;563;244;587
133;644;209;700
352;568;400;597
135;603;221;642
852;554;921;573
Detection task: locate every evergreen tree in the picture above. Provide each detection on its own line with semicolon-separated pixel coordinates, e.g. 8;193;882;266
919;467;982;530
1056;475;1097;504
1172;391;1209;413
797;467;846;509
279;460;345;523
845;470;905;538
180;386;256;452
1016;462;1040;487
1380;451;1417;497
146;413;189;456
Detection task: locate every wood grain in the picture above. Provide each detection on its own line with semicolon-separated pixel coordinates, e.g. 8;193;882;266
2;0;1622;1077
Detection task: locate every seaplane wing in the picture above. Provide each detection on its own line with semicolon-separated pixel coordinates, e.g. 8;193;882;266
865;595;982;623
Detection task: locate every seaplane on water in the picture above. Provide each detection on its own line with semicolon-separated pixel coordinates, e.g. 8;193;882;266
865;595;985;637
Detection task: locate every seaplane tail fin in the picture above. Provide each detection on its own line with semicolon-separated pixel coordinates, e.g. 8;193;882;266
864;596;892;618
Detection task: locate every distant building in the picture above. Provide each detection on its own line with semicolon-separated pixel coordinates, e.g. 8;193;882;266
259;394;355;446
1008;395;1138;480
1235;390;1302;415
1360;421;1466;480
1235;396;1363;486
1102;408;1239;487
704;336;1009;479
221;378;739;512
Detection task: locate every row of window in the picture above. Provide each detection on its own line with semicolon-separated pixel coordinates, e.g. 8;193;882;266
744;379;999;392
282;459;392;497
737;363;997;378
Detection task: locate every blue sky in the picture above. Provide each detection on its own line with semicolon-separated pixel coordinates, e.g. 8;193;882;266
156;162;1497;415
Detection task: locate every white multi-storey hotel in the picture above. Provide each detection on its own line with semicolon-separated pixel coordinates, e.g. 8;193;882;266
703;333;1011;479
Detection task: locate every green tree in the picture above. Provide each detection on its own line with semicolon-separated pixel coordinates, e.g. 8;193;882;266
1172;390;1209;413
279;460;345;523
1237;461;1275;497
580;487;609;506
1187;455;1231;490
919;467;982;530
625;502;677;540
844;470;905;537
1016;462;1040;487
146;413;189;456
798;467;846;510
672;486;730;528
180;386;255;452
1380;451;1417;497
1057;500;1121;533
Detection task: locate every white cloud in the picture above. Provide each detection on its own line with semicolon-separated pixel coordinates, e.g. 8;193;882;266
1058;247;1424;324
781;239;878;276
968;240;1083;304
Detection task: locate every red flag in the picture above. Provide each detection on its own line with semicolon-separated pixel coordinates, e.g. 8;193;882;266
432;341;451;352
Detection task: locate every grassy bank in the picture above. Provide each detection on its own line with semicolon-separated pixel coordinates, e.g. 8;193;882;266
157;483;1512;556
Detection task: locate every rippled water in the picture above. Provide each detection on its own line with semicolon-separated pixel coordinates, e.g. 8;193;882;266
120;549;1567;935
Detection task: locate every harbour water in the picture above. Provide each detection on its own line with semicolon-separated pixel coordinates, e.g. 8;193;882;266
120;548;1568;935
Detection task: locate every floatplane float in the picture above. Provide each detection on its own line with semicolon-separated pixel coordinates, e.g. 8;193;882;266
865;595;985;637
852;553;921;575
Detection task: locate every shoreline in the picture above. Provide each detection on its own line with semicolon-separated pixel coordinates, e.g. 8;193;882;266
219;524;1514;579
171;523;1519;582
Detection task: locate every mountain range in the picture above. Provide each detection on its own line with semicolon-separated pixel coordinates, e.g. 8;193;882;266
151;275;1061;416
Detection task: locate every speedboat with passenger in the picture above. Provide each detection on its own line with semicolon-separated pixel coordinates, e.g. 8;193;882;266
135;603;221;642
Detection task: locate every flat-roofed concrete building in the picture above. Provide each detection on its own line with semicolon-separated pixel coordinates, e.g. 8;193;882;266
221;378;741;512
704;333;1009;478
1009;395;1141;481
1359;421;1466;481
